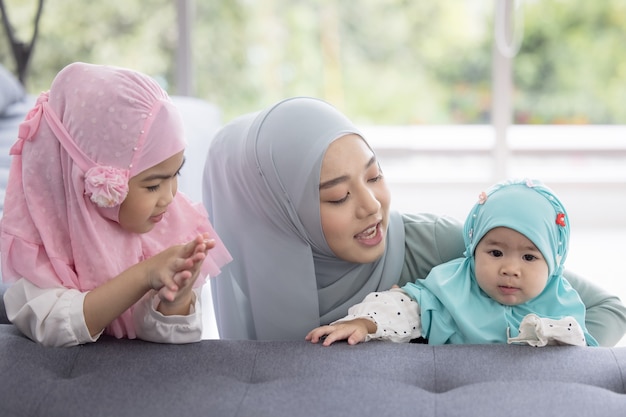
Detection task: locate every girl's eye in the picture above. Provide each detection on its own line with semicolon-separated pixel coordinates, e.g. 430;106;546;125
147;184;160;192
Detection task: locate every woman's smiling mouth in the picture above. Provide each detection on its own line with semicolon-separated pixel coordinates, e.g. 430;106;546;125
355;222;383;246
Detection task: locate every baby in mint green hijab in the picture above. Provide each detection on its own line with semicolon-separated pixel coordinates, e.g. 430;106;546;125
307;178;598;347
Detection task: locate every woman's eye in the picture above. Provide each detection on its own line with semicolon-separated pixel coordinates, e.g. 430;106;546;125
368;174;383;183
329;194;349;204
147;184;160;192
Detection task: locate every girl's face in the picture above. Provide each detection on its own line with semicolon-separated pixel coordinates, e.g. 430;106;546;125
474;227;550;305
118;151;185;234
319;134;391;263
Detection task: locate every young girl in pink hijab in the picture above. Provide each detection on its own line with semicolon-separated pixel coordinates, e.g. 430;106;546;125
0;62;231;347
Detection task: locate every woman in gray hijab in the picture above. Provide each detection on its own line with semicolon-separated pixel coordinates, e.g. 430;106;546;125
203;97;626;344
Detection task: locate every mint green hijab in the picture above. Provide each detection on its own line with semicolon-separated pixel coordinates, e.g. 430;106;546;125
402;178;598;346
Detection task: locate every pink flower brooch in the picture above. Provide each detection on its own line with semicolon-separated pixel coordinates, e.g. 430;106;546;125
84;165;130;208
556;213;566;227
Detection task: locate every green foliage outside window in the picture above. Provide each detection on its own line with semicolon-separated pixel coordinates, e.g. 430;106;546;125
1;0;625;125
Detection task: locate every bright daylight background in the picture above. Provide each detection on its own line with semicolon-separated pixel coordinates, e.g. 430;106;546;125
2;0;625;345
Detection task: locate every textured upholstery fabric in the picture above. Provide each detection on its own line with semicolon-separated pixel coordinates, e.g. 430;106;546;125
0;326;625;417
0;283;9;324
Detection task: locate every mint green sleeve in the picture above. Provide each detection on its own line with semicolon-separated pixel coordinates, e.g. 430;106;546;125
563;269;626;347
400;212;626;347
398;213;465;286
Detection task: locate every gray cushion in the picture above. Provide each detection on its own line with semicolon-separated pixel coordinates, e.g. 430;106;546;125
0;283;8;324
0;65;25;115
0;329;625;417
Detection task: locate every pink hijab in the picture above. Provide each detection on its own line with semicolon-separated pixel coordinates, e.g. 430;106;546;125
0;62;231;338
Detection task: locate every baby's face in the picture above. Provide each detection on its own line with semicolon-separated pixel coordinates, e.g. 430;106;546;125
473;227;549;305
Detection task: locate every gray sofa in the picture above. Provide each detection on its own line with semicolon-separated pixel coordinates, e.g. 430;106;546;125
1;284;626;417
1;326;626;415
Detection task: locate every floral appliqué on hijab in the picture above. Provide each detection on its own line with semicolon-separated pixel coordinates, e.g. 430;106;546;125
84;165;130;208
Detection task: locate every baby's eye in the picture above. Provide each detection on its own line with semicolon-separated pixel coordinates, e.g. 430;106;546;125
523;254;538;261
488;250;503;257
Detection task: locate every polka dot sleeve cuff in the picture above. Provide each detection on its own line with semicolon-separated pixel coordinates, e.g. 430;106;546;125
333;288;422;343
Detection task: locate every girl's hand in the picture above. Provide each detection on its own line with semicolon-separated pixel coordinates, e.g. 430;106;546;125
158;234;216;315
145;234;215;314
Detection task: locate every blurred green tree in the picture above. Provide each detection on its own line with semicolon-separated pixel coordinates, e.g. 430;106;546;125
1;0;624;124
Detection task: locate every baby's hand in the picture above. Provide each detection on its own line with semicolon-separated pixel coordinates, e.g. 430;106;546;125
305;318;376;346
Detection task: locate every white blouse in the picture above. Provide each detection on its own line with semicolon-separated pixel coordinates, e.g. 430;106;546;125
4;278;203;347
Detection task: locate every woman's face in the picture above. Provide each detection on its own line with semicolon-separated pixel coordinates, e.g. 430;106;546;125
319;134;391;263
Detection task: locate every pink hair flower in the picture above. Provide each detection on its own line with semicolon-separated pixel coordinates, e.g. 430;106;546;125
84;165;130;208
556;213;566;227
478;191;488;205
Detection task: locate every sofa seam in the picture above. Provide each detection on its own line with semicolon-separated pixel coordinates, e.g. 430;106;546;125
233;345;260;417
26;346;82;417
608;347;626;394
65;345;83;379
432;346;439;416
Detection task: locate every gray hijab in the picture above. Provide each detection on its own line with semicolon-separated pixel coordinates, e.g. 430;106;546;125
203;97;405;340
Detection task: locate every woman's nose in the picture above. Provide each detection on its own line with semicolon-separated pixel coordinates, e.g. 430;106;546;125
356;188;381;219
